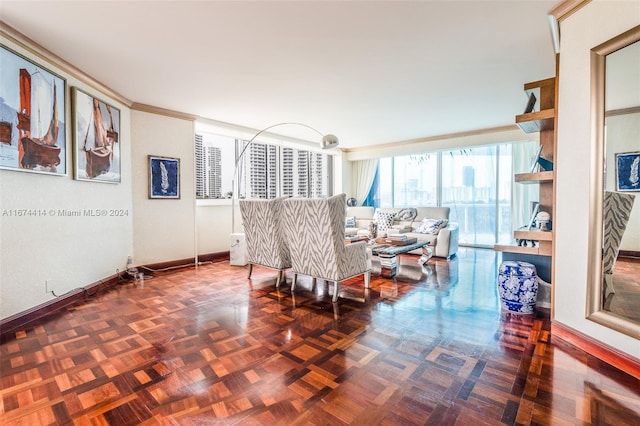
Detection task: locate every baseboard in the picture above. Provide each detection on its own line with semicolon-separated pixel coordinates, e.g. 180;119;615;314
0;251;231;342
0;273;121;342
618;250;640;260
140;251;229;273
551;321;640;380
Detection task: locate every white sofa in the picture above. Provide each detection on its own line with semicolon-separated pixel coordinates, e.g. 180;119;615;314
345;206;459;259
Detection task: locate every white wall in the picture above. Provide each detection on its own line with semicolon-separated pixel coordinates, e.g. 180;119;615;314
0;37;133;319
196;202;234;254
555;0;640;357
131;111;196;265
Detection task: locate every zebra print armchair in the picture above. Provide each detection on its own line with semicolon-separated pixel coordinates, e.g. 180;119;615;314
239;197;291;287
282;193;371;302
602;191;635;298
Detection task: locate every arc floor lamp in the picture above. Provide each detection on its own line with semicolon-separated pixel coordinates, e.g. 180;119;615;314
229;122;339;266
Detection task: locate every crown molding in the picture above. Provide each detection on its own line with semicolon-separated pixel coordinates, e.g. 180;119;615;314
549;0;591;22
131;102;199;121
0;20;132;107
548;1;591;53
343;125;525;161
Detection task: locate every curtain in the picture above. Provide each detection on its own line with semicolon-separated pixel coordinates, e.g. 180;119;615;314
512;141;540;230
353;159;379;206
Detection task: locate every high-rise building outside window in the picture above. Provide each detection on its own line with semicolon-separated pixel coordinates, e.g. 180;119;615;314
368;141;535;248
195;128;333;200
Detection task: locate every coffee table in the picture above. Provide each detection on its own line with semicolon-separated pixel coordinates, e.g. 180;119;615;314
369;240;432;278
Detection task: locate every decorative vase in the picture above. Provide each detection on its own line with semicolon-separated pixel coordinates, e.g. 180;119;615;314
368;221;378;239
498;261;538;314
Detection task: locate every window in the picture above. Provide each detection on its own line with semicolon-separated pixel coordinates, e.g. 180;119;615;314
195;132;236;199
394;154;438;207
442;146;499;246
368;141;535;247
195;129;333;200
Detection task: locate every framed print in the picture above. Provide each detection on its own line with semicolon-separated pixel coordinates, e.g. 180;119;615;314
529;145;543;173
72;87;121;183
149;155;180;199
615;151;640;192
0;45;67;175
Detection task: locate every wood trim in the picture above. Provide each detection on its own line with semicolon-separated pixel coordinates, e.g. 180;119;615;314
548;1;591;53
549;0;591;22
618;250;640;260
606;106;640;117
0;20;132;107
551;321;640;380
0;273;121;342
199;251;231;264
1;20;200;121
131;102;199;121
0;252;231;342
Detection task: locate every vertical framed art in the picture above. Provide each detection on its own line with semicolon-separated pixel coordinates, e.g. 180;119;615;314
72;87;121;183
149;155;180;199
615;151;640;192
0;45;67;175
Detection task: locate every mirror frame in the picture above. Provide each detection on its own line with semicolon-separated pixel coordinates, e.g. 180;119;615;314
587;25;640;339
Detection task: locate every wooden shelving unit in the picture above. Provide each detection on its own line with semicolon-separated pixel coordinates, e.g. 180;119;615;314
516;109;555;132
494;244;551;256
515;171;554;184
496;77;556;257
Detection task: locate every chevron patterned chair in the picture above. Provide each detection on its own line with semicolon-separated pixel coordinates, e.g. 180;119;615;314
602;191;636;298
282;193;371;302
239;197;291;288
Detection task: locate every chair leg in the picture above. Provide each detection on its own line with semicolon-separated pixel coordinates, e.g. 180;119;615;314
276;270;284;288
292;274;298;291
247;263;253;279
364;271;371;289
332;281;340;302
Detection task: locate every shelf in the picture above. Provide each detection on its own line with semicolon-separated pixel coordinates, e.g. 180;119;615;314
514;229;553;241
524;77;556;94
515;171;554;184
494;243;552;256
516;108;555;133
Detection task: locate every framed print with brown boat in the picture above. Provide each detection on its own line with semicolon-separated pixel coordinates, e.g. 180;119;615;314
0;45;67;176
72;87;121;183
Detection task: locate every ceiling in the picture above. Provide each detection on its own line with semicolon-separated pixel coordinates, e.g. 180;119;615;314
0;1;558;149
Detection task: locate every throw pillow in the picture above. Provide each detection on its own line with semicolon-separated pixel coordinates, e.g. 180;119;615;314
345;216;356;228
373;210;397;231
396;207;418;222
416;218;446;235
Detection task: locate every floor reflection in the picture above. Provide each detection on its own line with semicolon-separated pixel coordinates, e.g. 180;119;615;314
3;248;639;424
605;257;640;322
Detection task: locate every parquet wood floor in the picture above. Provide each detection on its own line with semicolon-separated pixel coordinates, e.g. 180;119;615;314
1;248;639;425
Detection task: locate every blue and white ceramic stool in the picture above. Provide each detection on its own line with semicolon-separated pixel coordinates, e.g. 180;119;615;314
498;261;538;314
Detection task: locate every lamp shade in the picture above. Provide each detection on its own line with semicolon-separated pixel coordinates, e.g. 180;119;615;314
321;134;339;150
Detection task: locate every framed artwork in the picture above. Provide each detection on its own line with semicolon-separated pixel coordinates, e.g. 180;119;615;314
72;87;121;183
529;145;543;173
615;151;640;192
0;44;67;175
149;155;180;199
527;201;540;231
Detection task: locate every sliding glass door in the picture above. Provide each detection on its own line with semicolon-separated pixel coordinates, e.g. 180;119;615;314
367;142;530;248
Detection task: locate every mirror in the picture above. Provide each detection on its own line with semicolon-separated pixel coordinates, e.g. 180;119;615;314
588;25;640;339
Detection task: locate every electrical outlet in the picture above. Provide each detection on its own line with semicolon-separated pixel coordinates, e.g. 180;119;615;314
45;279;51;294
